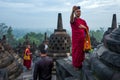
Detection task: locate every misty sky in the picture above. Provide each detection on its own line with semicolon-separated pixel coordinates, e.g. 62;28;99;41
0;0;120;32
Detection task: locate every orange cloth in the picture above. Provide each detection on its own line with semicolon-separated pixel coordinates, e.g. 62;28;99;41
23;48;32;69
83;29;91;51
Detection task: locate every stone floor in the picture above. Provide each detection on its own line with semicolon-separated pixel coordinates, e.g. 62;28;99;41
16;70;56;80
16;60;56;80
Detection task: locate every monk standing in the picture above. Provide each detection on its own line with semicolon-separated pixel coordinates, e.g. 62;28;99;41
23;44;32;70
70;6;89;70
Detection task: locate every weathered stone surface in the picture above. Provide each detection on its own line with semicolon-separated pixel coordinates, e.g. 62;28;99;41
103;14;120;53
100;51;120;69
102;14;117;43
0;41;23;80
0;51;14;68
49;34;71;53
56;58;80;80
105;34;120;53
90;57;114;80
81;60;96;80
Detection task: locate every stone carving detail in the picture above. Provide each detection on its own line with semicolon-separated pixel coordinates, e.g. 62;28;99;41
104;25;120;53
0;35;22;80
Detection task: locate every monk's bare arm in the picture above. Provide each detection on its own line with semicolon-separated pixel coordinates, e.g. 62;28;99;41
78;24;87;29
70;6;77;23
70;11;74;23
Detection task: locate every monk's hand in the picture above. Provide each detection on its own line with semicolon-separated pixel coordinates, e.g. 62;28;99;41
72;6;77;13
79;24;86;29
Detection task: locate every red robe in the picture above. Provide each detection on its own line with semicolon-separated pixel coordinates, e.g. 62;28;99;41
23;48;32;69
70;17;89;68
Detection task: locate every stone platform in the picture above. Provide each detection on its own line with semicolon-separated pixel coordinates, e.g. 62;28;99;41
56;56;82;80
16;70;56;80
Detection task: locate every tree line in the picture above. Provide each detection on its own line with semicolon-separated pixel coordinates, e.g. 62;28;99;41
0;23;45;48
0;23;104;48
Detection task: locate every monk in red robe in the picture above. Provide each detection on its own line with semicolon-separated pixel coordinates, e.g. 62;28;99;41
23;44;32;70
70;6;89;70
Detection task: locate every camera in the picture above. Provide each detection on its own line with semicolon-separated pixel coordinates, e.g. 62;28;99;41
77;6;80;9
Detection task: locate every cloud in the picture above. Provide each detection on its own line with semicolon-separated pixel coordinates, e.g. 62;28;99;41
0;0;73;13
0;1;35;8
77;0;120;9
0;0;120;12
0;0;120;31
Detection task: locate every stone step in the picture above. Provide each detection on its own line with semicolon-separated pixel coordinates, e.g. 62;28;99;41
16;72;56;80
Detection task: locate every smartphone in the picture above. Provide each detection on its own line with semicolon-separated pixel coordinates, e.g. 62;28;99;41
77;6;80;9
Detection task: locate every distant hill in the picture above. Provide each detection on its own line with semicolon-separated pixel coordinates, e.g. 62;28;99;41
12;28;54;39
13;28;29;39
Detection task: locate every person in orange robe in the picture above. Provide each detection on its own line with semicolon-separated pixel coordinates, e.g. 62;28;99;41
70;6;89;70
23;44;32;70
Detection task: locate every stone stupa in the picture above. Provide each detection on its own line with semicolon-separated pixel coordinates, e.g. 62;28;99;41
81;14;120;80
0;35;23;80
48;13;71;59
